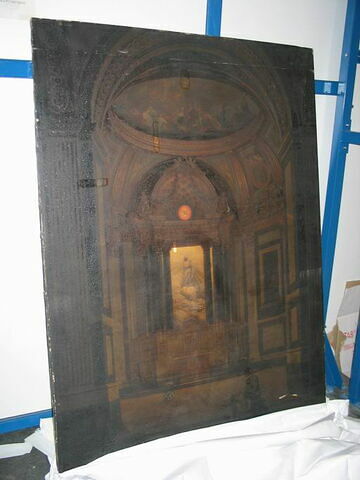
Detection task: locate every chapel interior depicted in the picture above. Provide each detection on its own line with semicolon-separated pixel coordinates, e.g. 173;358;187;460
88;30;315;434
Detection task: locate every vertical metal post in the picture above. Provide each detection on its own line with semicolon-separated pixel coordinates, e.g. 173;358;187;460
350;319;360;406
321;0;360;390
205;0;223;36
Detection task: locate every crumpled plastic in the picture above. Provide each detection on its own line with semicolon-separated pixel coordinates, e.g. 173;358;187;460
0;416;56;461
3;400;360;480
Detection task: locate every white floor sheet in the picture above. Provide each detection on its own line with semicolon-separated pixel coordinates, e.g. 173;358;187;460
22;400;360;479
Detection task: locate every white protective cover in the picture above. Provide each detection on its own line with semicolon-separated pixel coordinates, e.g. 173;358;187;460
13;399;358;480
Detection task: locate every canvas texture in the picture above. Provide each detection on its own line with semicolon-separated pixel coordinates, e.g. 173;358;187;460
31;18;325;472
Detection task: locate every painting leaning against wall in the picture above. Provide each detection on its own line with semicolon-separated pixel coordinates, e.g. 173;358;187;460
31;18;325;472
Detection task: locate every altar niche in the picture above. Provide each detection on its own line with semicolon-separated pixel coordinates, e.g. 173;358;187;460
115;157;243;393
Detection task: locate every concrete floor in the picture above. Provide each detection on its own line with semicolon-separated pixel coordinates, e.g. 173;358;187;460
0;427;49;480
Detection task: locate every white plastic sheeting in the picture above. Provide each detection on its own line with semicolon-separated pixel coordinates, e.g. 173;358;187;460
17;400;359;480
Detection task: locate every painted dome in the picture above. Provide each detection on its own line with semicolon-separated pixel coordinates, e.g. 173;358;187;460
112;77;260;141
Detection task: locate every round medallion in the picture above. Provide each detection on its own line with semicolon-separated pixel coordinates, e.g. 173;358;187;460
177;205;192;221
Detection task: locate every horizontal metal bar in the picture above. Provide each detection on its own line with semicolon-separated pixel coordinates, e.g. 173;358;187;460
315;80;344;96
343;130;360;145
0;59;33;78
0;409;52;434
0;60;348;102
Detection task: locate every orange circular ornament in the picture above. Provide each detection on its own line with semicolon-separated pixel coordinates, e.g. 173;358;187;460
177;204;192;221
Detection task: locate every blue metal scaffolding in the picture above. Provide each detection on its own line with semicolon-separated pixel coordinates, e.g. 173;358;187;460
0;0;359;432
320;0;360;399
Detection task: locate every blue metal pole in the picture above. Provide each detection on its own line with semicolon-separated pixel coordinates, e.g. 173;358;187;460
350;320;360;406
205;0;222;36
321;0;360;389
325;335;343;392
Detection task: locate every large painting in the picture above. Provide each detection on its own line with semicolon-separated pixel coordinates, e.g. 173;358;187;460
32;18;324;472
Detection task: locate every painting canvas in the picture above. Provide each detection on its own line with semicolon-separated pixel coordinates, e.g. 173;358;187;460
31;18;325;472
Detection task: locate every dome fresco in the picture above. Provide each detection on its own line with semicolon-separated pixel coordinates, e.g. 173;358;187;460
112;77;260;140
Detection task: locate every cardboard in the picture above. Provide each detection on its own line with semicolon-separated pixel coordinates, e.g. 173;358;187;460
328;281;360;379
